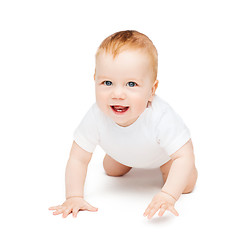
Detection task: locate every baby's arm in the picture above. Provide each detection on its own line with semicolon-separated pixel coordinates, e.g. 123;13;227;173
144;140;195;219
49;141;98;218
161;140;195;200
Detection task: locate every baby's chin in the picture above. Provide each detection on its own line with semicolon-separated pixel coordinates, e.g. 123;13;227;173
114;121;134;127
113;115;141;127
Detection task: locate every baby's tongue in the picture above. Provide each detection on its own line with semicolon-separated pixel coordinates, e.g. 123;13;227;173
113;106;129;112
114;106;126;110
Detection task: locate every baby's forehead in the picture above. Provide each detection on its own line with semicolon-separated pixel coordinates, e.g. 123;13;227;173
95;49;155;81
99;51;150;68
97;48;150;60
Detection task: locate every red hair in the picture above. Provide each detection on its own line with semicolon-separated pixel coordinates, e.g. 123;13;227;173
95;30;158;81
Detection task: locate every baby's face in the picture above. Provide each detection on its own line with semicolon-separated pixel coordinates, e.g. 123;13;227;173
94;50;158;127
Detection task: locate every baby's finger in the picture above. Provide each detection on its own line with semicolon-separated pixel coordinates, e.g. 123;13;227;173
168;206;179;216
72;208;79;218
48;205;62;210
62;208;72;218
143;205;152;217
147;205;159;219
158;205;168;217
83;203;98;212
52;208;65;215
144;201;155;216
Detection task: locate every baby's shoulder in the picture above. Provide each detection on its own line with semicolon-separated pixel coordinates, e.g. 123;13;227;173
150;95;175;121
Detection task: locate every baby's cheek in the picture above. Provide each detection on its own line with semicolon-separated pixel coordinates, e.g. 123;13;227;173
133;100;148;113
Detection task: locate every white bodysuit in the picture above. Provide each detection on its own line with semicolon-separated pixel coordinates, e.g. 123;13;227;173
73;95;191;169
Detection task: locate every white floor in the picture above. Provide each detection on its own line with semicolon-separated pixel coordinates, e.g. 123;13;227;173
2;142;251;240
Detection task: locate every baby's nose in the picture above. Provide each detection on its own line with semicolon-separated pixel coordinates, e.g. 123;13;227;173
111;86;126;99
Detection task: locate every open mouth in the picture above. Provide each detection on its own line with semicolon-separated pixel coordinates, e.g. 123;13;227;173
110;105;129;114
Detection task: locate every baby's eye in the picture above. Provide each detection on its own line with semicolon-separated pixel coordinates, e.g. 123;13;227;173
103;81;112;86
127;82;137;87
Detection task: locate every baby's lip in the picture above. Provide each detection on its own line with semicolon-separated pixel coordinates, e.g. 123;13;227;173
110;105;130;108
110;104;129;106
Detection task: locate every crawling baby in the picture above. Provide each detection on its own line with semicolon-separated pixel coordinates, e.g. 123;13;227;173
49;30;198;219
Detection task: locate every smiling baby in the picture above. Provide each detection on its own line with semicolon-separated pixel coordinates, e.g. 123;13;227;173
49;30;198;219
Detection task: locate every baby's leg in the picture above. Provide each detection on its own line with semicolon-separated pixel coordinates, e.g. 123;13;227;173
160;159;198;194
103;154;132;177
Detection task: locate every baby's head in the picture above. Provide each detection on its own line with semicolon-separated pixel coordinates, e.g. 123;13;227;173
94;30;159;127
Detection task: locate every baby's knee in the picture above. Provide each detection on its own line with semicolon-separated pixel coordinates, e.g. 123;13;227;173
103;154;132;177
104;170;126;177
104;166;131;177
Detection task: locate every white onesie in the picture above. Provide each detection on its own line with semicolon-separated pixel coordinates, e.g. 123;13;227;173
73;95;191;169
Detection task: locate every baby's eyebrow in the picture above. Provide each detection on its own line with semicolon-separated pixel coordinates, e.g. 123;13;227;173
97;76;142;82
125;77;142;82
97;75;111;80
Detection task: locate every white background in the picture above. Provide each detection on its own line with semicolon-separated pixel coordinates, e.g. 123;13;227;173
0;0;251;239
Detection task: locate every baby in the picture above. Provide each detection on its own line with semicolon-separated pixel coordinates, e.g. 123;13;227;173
49;30;198;219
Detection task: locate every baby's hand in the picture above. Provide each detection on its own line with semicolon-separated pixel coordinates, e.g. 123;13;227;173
49;197;98;218
143;191;179;219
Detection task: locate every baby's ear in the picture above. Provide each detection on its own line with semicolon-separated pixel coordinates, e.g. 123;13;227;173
152;79;159;94
94;69;96;80
149;79;159;102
